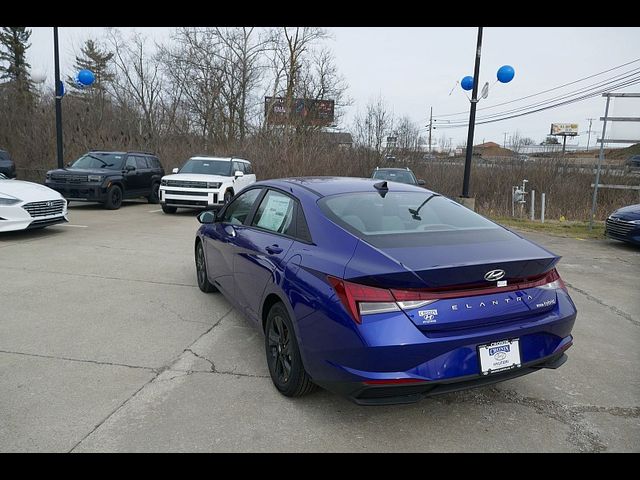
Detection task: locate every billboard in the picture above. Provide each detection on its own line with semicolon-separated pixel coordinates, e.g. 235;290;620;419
265;96;335;126
550;123;579;136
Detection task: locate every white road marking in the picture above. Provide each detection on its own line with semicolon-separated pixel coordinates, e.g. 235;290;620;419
148;209;163;213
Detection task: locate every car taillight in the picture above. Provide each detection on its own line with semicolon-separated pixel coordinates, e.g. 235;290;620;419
538;269;567;292
327;276;399;324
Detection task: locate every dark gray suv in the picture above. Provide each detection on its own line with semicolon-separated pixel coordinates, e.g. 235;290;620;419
45;151;165;210
0;149;16;178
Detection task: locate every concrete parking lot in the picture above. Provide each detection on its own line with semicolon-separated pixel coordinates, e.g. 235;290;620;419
1;201;638;452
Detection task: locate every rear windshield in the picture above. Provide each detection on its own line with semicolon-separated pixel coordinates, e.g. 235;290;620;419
372;170;417;184
71;153;124;170
180;159;231;175
319;192;505;246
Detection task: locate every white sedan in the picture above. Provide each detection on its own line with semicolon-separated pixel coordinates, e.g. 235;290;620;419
0;173;68;232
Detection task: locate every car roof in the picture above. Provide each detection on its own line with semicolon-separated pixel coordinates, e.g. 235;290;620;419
89;151;156;156
373;167;414;172
189;156;250;163
257;176;433;198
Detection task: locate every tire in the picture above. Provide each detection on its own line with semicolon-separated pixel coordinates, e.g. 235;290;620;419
224;190;233;204
104;185;123;210
195;241;217;293
148;182;160;204
162;204;177;214
265;302;316;397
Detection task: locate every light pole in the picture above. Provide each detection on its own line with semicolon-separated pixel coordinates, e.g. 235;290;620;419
455;28;515;208
461;27;483;200
53;27;64;169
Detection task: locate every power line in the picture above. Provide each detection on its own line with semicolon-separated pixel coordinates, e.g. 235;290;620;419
434;57;640;119
434;76;640;129
438;67;640;125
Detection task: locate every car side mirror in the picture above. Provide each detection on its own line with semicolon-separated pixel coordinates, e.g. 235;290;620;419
197;210;217;224
172;167;179;174
125;165;136;171
65;162;71;168
234;171;244;178
418;179;426;186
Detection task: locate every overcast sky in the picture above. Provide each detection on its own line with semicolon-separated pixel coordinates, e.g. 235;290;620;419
25;26;640;148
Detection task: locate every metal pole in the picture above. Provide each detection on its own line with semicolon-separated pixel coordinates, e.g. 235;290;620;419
511;186;515;217
53;27;64;169
428;106;433;155
461;26;483;198
541;193;546;223
589;96;611;230
530;190;535;221
562;135;567;157
586;118;594;151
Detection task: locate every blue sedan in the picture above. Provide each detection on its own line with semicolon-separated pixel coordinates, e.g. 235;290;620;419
194;177;577;405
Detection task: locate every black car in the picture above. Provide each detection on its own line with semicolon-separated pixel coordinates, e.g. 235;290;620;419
45;151;164;210
0;149;16;178
626;155;640;169
605;204;640;246
371;167;425;186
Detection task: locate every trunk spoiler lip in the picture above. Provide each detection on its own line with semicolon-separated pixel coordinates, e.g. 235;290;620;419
389;268;564;301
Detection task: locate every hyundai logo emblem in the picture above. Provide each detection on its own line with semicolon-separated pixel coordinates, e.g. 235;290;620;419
484;269;506;282
46;201;53;207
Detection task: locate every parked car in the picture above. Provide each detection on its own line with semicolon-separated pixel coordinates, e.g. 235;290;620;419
194;177;577;405
626;155;640;169
0;172;68;232
372;166;425;186
605;204;640;246
159;156;256;214
0;149;16;178
45;151;164;210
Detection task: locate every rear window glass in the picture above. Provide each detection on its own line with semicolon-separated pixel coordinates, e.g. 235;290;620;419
372;170;416;184
319;192;506;247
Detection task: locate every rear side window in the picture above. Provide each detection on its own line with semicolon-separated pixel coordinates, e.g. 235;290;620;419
135;156;149;169
251;190;295;236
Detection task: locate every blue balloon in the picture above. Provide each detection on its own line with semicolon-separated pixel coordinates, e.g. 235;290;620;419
461;76;474;91
497;65;515;83
77;69;95;86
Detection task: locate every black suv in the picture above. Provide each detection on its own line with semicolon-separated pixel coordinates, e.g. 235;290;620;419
45;151;164;209
0;149;16;178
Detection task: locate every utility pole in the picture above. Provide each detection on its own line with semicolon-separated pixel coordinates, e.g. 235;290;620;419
428;106;433;154
503;132;508;148
54;27;64;169
461;26;483;199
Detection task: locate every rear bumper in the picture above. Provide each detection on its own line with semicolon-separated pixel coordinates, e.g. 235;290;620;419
318;349;570;406
296;288;577;405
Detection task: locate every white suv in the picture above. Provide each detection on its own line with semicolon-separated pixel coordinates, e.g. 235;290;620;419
159;156;256;213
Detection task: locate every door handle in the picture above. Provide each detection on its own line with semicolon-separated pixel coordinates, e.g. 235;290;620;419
224;225;236;237
265;244;283;254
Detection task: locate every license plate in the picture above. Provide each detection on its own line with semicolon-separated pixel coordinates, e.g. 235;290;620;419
478;338;521;375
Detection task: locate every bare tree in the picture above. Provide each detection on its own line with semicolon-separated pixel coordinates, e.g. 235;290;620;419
352;96;394;155
107;29;165;147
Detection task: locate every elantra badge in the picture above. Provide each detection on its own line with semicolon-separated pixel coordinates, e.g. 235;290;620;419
484;269;506;282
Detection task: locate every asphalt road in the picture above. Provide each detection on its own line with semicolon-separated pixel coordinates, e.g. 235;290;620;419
1;201;638;452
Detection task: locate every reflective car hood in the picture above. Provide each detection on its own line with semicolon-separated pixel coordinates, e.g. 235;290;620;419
0;179;64;202
612;204;640;221
161;173;231;182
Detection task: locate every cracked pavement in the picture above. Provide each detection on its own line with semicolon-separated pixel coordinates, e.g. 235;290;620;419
1;202;638;452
